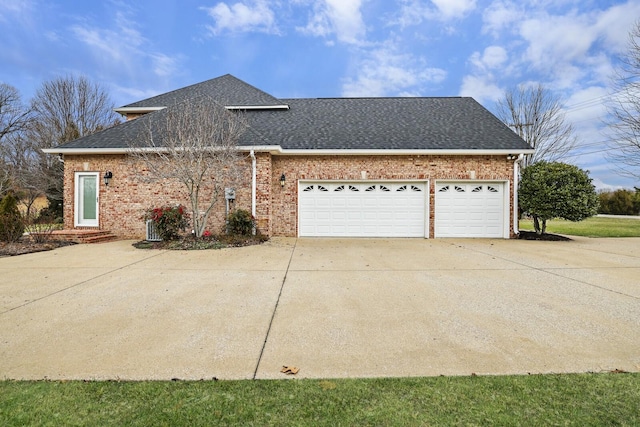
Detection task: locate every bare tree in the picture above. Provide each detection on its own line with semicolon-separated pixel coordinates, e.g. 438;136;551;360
0;83;31;198
28;75;120;214
0;83;31;141
30;75;120;146
130;98;248;238
496;84;577;169
607;20;640;179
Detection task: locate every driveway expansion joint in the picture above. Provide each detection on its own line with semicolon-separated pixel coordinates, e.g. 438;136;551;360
0;250;169;316
459;244;640;301
252;238;298;380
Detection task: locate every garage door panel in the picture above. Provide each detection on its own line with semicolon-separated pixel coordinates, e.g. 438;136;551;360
299;181;427;237
436;181;506;238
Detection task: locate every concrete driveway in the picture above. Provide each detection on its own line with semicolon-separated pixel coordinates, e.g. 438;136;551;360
1;237;639;380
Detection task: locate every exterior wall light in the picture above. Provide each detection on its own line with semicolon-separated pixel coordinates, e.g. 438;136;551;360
506;154;517;160
103;171;113;186
280;173;286;188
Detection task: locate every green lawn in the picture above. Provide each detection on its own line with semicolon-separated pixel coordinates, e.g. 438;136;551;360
1;374;639;426
519;216;640;237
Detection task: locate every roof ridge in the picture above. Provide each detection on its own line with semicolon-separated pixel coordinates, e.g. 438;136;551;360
120;74;283;109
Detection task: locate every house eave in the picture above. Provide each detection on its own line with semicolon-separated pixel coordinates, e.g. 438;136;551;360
113;107;166;115
265;148;536;156
42;146;535;156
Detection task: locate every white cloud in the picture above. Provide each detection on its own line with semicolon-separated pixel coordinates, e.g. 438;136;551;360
478;1;640;92
202;0;278;35
394;0;476;27
594;1;640;54
150;53;180;78
430;0;476;20
520;14;596;73
70;8;183;82
461;45;509;103
481;1;521;36
0;0;32;21
342;44;446;97
71;24;129;64
469;45;507;70
297;0;365;44
459;75;502;103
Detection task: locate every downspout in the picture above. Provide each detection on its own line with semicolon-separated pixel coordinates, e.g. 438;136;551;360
513;154;524;236
250;150;257;234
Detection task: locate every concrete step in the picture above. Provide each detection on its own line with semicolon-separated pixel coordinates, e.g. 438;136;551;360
48;229;119;244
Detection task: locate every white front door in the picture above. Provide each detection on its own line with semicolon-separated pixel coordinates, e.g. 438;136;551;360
75;172;99;227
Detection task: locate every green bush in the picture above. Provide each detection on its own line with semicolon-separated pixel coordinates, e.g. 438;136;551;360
145;205;189;241
0;192;25;242
227;209;254;235
519;162;599;235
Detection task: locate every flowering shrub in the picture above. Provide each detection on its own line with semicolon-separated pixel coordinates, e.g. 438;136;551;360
145;205;189;241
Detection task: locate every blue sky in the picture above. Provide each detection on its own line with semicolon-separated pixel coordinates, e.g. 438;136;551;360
1;0;639;189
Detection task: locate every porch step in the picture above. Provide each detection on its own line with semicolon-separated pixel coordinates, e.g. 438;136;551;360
48;229;118;244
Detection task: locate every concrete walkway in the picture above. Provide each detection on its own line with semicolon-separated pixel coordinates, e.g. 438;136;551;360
1;237;639;380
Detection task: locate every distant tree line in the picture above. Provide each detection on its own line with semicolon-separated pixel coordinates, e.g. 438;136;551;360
598;188;640;216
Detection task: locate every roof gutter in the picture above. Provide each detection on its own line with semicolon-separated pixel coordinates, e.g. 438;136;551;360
43;146;535;156
513;154;524;236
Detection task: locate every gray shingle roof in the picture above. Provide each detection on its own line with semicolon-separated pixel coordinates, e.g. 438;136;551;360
55;75;532;152
241;97;530;150
123;74;283;108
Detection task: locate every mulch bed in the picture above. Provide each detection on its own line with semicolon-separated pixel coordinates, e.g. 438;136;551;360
132;234;269;250
518;231;572;241
0;240;77;257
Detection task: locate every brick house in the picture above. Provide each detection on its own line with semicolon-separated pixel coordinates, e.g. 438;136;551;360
44;74;533;239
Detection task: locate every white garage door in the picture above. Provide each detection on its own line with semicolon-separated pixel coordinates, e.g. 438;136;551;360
299;182;427;237
435;182;506;238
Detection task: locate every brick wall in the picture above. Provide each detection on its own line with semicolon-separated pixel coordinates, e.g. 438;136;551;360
267;154;516;238
64;153;516;239
63;154;253;239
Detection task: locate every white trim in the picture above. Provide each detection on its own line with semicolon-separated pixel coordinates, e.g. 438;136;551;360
250;150;257;219
113;107;166;115
258;147;535;156
74;172;100;227
44;145;535;156
513;154;523;235
504;180;511;238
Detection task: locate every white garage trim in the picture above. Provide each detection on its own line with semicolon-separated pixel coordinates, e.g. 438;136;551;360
435;180;510;238
298;180;429;238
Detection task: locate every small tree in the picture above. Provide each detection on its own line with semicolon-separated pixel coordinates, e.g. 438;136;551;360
519;162;599;235
0;191;25;242
130;97;248;238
